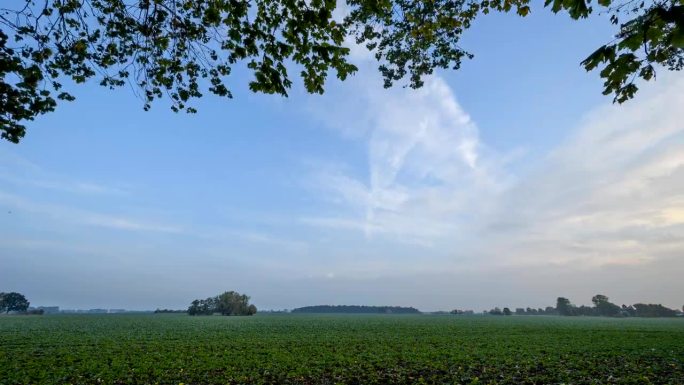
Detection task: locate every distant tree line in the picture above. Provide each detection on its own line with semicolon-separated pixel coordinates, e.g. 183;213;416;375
258;309;291;314
483;294;681;317
513;307;558;316
449;309;475;315
291;305;421;314
556;295;680;317
154;309;186;314
486;307;517;316
477;306;557;316
187;291;257;316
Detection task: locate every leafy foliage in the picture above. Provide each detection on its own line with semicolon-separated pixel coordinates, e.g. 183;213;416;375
631;303;680;317
544;0;684;103
1;0;682;142
552;293;680;317
592;294;621;316
187;290;256;316
0;31;57;143
556;297;575;316
0;0;356;142
0;292;30;313
345;0;479;89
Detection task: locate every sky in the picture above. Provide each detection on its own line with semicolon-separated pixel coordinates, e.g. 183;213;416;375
1;5;683;312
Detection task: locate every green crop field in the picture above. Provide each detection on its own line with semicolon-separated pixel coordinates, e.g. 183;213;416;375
1;314;683;384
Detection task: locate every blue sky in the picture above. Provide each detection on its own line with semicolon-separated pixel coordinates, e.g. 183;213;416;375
1;5;683;311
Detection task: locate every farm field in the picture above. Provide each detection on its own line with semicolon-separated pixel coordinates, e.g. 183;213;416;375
1;314;683;384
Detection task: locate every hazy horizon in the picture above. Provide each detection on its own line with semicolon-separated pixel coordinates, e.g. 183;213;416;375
2;9;683;313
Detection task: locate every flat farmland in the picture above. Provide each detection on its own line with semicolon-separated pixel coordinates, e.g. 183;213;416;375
1;314;682;384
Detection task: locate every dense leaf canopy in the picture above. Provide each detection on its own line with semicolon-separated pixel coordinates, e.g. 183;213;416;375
187;290;257;316
0;292;30;313
1;0;682;142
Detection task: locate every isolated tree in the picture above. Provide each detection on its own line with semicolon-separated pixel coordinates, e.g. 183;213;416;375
216;290;254;316
187;290;256;316
1;0;682;142
0;292;30;313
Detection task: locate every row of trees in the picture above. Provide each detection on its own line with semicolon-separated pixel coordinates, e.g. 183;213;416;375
556;295;680;317
187;291;257;316
485;307;558;316
483;295;681;318
0;292;30;314
291;305;421;314
449;309;475;315
153;309;186;314
514;307;558;316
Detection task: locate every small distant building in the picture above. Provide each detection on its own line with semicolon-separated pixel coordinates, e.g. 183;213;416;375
37;306;60;314
87;308;108;314
108;309;126;313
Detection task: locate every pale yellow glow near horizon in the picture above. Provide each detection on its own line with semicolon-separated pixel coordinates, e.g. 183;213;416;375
659;208;684;225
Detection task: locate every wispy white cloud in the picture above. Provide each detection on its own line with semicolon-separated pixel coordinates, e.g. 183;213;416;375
197;227;310;254
306;70;684;278
0;191;181;233
306;73;507;245
483;74;684;268
0;150;129;196
0;172;130;195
